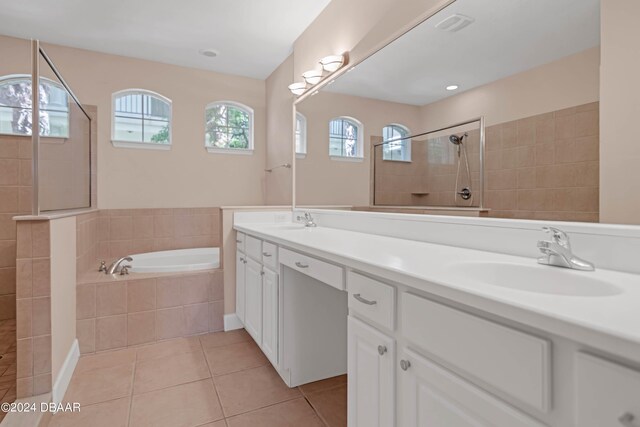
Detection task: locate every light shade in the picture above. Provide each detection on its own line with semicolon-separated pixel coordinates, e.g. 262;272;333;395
288;82;307;96
319;55;345;72
302;69;324;85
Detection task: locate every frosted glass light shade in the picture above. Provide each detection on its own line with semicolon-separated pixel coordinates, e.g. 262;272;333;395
288;82;307;96
302;69;324;85
320;55;345;72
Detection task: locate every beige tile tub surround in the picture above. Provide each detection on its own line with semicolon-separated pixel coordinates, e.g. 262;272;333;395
76;269;225;354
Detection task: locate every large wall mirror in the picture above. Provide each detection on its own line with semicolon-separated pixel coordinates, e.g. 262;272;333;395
295;0;601;222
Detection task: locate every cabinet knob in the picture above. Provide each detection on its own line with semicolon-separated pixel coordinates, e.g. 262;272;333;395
377;345;387;356
619;413;636;427
260;271;265;276
400;359;411;371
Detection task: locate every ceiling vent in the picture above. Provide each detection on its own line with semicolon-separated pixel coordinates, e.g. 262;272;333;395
435;14;475;32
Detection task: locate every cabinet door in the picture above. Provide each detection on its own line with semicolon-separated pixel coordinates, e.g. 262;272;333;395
261;267;278;367
348;316;395;427
399;348;544;427
244;258;263;345
235;250;246;324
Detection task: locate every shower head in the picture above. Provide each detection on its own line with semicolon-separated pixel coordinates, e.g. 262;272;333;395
449;133;467;145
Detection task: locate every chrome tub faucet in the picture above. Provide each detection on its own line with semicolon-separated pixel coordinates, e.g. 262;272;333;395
105;256;133;275
296;212;317;227
537;226;594;271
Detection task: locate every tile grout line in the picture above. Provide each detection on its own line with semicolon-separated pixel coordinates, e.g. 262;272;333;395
198;335;226;424
126;356;137;427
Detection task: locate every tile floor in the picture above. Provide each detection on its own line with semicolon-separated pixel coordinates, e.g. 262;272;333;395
47;329;347;427
0;319;17;424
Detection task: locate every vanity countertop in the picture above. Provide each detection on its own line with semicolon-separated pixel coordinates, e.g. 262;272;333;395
234;222;640;363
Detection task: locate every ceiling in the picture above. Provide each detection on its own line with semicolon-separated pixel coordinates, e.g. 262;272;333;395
0;0;331;79
327;0;600;106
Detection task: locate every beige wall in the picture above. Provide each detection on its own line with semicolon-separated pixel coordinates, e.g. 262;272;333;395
50;217;76;381
0;35;267;209
265;55;295;205
599;0;640;224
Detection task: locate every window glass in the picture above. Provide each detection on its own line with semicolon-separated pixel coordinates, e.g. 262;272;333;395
382;124;411;161
113;90;171;145
205;102;252;150
329;117;361;158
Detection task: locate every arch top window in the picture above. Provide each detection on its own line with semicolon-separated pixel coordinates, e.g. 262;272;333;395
0;74;69;138
329;116;363;161
296;112;307;157
112;89;171;150
382;124;411;162
205;101;253;154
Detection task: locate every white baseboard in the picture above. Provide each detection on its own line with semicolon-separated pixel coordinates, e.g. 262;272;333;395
52;339;79;405
224;313;243;331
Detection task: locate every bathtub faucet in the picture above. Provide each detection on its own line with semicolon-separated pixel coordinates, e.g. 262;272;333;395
106;256;133;275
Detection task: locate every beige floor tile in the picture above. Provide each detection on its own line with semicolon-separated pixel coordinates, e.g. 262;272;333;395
226;398;324;427
130;379;223;427
214;365;301;417
305;384;347;427
48;397;129;427
63;363;134;406
199;329;251;350
75;347;137;374
198;421;227;427
204;341;268;376
136;336;202;361
299;374;347;395
133;349;210;394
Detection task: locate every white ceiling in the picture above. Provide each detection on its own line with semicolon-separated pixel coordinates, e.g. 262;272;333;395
0;0;331;79
327;0;600;106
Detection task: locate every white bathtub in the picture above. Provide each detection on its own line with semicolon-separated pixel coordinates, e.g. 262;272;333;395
129;247;220;273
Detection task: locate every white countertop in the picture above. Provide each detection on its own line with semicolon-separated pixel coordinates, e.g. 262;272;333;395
235;222;640;362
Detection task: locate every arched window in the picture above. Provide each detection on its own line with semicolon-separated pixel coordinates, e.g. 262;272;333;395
329;116;363;159
0;74;69;137
295;113;307;157
205;101;253;154
112;89;171;150
382;124;411;161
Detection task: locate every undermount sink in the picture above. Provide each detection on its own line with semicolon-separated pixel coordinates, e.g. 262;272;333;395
450;261;622;297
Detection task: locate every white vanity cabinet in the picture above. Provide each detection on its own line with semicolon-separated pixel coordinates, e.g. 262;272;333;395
261;267;278;366
244;257;263;344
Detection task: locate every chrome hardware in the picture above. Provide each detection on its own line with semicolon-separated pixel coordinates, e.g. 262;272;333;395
457;187;472;200
295;261;309;268
262;252;272;257
239;257;247;264
260;271;265;276
98;260;107;273
106;256;133;275
119;265;131;275
537;226;595;271
378;345;387;356
236;239;242;244
353;294;377;306
400;360;411;371
296;212;317;228
619;413;636;427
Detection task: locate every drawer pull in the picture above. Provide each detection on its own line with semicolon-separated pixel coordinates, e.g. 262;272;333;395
353;293;377;306
377;345;387;356
295;261;309;268
236;239;242;243
239;257;247;264
400;359;411;371
262;252;272;257
619;413;637;427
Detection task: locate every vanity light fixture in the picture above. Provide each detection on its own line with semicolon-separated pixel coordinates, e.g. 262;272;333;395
446;85;459;91
288;82;307;96
320;55;345;72
302;69;324;85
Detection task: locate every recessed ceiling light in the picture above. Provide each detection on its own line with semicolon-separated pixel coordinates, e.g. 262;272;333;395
446;85;459;91
199;48;219;58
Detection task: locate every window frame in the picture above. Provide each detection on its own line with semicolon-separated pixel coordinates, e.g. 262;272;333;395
111;89;172;151
204;100;254;155
328;116;364;162
382;123;412;162
295;112;307;158
0;74;70;139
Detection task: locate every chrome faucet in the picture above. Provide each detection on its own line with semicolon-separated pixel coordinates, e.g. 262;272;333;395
537;227;594;271
106;256;133;275
296;212;317;228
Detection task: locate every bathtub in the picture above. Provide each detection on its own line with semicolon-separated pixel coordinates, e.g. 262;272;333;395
129;247;220;273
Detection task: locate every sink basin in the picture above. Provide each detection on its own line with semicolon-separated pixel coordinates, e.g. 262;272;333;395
449;262;622;297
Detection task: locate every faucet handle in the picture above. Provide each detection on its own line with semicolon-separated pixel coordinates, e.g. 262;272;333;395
542;226;570;248
120;265;131;275
98;260;107;273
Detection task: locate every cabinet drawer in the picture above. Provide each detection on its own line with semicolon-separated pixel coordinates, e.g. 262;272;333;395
347;272;395;331
245;235;263;261
279;247;344;291
575;352;640;427
401;293;551;412
236;232;245;252
262;241;278;271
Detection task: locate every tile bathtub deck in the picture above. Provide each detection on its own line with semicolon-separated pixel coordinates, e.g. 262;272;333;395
47;329;347;427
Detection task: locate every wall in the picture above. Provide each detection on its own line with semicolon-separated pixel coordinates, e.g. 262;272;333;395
0;35;267;209
265;55;295;205
599;0;640;224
